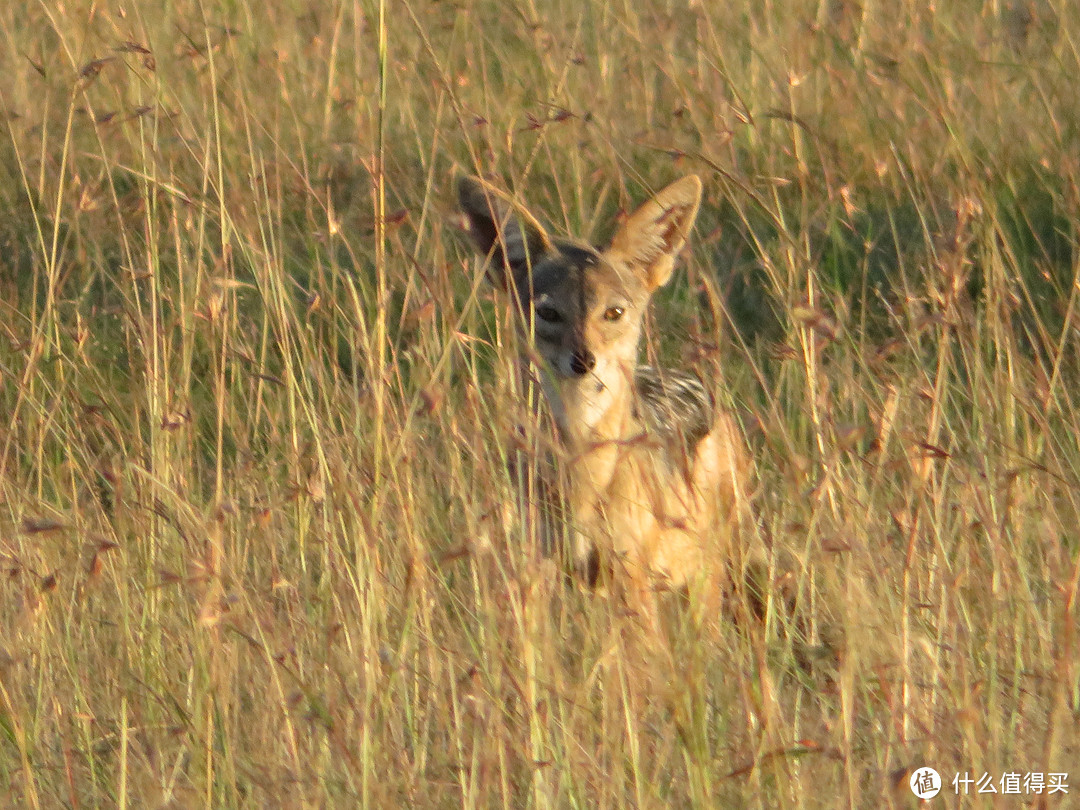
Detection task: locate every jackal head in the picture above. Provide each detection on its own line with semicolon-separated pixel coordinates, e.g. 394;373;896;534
458;174;703;429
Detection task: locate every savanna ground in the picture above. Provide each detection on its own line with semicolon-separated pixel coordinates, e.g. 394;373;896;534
1;0;1078;807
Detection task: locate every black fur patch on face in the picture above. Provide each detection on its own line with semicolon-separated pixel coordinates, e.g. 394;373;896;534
517;241;602;303
556;243;600;268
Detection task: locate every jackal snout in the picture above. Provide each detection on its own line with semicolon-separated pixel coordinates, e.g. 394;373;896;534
568;347;595;376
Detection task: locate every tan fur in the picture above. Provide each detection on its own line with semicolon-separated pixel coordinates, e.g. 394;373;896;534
458;174;753;621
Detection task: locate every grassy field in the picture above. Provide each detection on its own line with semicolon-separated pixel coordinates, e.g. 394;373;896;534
1;0;1078;807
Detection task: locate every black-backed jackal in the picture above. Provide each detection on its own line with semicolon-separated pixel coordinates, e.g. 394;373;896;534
458;174;754;623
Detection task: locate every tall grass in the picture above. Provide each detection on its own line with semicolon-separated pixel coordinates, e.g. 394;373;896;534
0;0;1077;806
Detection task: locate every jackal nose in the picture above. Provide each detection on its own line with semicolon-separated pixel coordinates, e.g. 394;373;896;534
569;349;596;376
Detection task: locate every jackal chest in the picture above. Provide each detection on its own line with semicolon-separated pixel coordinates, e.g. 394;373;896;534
566;436;698;564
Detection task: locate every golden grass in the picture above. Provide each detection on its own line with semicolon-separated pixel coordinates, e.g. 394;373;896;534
0;0;1077;806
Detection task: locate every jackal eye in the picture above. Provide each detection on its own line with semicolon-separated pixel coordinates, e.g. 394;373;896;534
535;306;562;323
603;306;625;322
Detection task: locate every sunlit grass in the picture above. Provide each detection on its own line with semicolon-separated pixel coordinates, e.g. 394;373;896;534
0;0;1077;807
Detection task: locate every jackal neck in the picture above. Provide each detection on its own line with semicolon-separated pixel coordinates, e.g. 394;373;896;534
543;359;642;450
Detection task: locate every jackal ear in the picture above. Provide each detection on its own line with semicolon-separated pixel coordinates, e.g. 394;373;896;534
456;175;553;290
608;175;703;290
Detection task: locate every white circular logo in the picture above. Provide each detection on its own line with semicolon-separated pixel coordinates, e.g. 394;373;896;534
910;767;942;799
